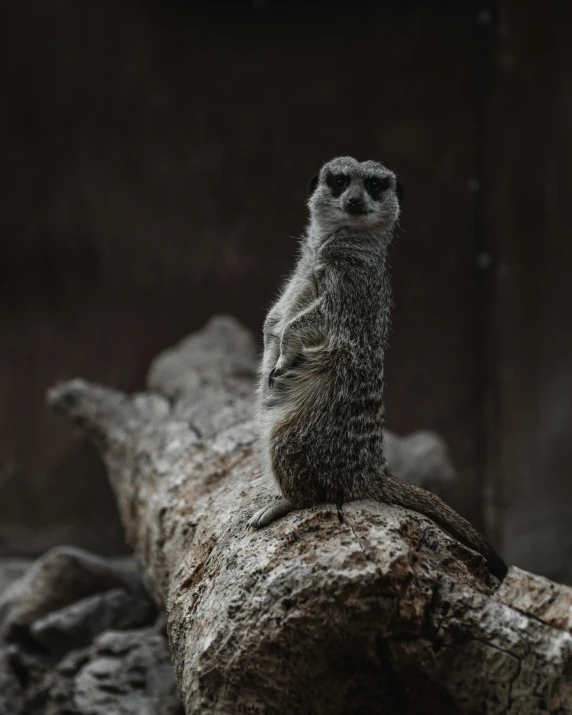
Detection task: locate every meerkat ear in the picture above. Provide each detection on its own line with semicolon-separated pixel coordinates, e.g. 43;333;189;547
308;174;319;197
395;180;404;205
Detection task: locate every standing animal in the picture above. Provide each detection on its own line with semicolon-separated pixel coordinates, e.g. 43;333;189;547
249;156;507;582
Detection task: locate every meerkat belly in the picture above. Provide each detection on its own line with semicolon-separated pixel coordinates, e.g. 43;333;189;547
268;351;385;506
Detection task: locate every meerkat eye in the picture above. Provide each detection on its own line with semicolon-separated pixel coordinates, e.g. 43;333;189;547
367;176;390;197
326;172;350;196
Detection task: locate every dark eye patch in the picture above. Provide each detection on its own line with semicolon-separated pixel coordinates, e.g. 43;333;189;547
366;175;390;199
326;172;350;197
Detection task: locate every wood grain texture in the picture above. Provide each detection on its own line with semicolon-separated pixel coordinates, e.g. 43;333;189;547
48;317;572;714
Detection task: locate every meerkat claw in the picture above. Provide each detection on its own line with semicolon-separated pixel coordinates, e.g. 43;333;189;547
249;498;292;528
268;367;284;387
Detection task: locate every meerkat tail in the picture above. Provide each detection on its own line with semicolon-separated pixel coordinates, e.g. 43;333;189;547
381;474;508;581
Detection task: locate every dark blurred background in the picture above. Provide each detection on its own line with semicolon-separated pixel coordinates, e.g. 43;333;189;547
0;0;570;582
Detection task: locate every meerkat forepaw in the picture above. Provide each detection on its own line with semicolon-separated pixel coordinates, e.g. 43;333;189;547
268;367;283;387
269;353;289;387
248;498;292;528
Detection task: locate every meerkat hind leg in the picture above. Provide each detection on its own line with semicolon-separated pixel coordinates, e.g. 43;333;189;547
248;497;292;529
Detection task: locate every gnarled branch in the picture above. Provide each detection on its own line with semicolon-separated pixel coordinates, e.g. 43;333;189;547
48;316;572;715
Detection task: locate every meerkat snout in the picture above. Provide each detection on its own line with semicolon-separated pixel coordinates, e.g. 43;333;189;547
344;190;367;215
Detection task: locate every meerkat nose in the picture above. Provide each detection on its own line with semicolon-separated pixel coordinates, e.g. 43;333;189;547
346;195;366;215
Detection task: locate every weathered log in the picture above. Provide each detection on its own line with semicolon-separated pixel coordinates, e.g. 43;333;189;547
48;316;572;715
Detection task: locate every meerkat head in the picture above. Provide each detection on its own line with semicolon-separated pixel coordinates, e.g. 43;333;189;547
307;156;403;236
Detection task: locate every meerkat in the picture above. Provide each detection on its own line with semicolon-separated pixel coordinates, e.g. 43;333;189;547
249;156;508;582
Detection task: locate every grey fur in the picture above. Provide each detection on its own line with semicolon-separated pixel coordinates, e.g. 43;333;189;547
250;156;507;581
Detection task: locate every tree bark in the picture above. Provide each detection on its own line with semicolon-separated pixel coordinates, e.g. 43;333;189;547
48;316;572;715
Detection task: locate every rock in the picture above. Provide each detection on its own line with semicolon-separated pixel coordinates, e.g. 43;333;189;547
147;315;257;440
0;647;25;715
27;626;183;715
2;642;52;698
0;581;27;642
29;588;156;658
147;315;257;402
0;559;33;597
2;546;147;642
384;428;456;494
0;550;168;713
0;559;34;646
